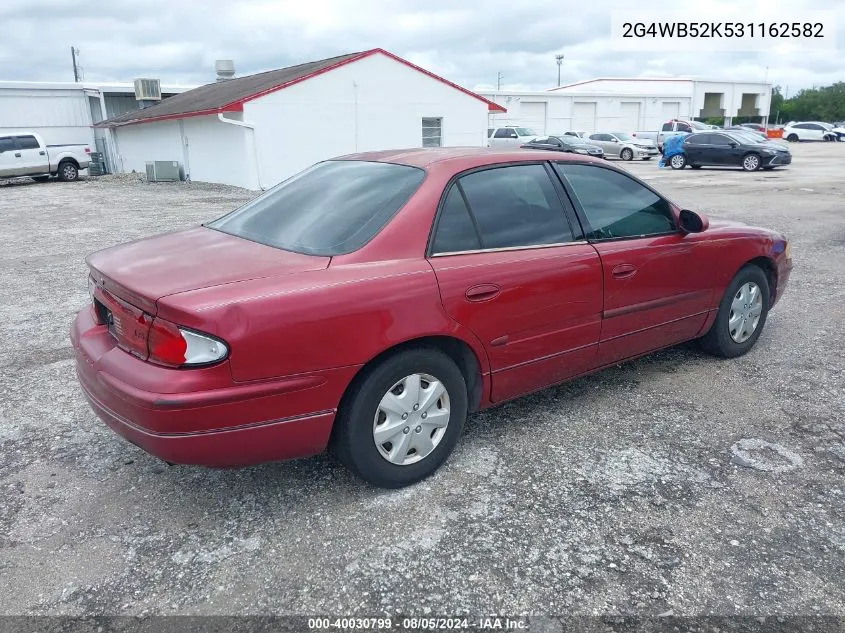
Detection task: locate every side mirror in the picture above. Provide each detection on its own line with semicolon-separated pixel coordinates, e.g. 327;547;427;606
730;142;738;148
679;209;708;233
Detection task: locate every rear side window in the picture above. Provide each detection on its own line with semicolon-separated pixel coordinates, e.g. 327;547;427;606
0;137;14;152
454;165;573;249
557;164;675;240
208;160;425;256
661;123;672;132
15;135;40;150
431;186;481;254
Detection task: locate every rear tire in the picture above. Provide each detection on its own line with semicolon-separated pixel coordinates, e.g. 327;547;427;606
58;161;79;182
670;153;687;169
334;348;467;488
621;148;634;161
787;134;799;142
700;265;770;359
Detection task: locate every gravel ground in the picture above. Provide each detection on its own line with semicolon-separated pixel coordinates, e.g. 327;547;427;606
0;144;843;620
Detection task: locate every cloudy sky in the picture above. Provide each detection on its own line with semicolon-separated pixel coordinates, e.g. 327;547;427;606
1;0;842;95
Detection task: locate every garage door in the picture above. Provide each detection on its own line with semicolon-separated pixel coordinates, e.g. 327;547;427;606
572;102;597;133
661;101;680;121
520;102;547;135
619;102;641;132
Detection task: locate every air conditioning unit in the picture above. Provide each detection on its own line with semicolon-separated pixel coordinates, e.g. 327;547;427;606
134;78;162;102
145;161;182;182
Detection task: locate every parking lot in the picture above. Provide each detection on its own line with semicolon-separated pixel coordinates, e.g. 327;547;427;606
1;143;843;617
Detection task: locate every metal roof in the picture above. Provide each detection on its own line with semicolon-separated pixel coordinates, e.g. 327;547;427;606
100;49;505;127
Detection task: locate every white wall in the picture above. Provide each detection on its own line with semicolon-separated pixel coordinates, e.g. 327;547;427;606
551;79;695;96
113;120;184;174
481;91;693;134
113;114;258;188
246;52;490;187
182;115;256;189
0;86;94;146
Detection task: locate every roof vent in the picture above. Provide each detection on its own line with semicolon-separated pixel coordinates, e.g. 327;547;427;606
215;60;235;82
133;78;162;102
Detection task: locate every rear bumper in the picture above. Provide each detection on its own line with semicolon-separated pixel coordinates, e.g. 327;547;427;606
71;307;357;467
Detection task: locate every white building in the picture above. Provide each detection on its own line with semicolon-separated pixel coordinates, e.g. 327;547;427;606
103;49;505;190
480;78;772;135
0;81;193;173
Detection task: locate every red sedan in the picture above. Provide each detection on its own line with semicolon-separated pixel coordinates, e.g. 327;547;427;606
72;148;792;488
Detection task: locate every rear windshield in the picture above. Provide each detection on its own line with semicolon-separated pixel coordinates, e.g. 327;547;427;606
207;160;425;256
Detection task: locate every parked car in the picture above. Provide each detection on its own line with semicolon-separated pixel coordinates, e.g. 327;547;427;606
631;131;659;143
829;123;845;140
668;130;792;171
562;131;590;138
72;148;793;488
781;121;839;142
657;119;713;152
521;135;605;158
487;126;539;147
0;132;90;182
587;132;659;160
727;127;790;150
738;123;767;134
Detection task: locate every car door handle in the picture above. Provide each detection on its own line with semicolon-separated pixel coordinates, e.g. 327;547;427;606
14;152;21;157
39;151;46;155
465;284;501;302
612;264;637;279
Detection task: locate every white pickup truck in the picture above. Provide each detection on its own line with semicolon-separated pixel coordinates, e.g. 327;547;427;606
0;132;91;182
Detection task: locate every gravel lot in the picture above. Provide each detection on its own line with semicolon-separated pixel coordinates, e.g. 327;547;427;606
1;144;843;620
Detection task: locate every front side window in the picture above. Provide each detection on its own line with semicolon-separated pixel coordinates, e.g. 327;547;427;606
208;160;425;256
455;165;573;249
557;164;676;240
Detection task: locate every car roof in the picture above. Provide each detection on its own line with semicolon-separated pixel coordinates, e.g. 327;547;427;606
335;147;606;169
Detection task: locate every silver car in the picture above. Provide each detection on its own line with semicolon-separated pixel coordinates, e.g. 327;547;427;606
587;132;659;161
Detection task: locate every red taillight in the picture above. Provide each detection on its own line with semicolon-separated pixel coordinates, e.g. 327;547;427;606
148;318;188;367
85;147;91;154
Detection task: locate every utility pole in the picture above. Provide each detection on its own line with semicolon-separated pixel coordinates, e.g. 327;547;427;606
71;46;80;83
496;72;503;91
556;54;564;87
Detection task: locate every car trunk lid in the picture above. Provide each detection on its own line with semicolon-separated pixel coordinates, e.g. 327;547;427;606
86;226;330;312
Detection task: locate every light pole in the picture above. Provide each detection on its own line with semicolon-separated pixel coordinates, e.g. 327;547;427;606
763;66;770;129
497;72;503;91
555;54;564;87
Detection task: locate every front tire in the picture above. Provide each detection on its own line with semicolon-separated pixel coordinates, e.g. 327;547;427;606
742;153;761;171
58;161;79;182
670;153;687;169
334;348;467;488
620;148;634;161
787;134;799;142
700;265;770;359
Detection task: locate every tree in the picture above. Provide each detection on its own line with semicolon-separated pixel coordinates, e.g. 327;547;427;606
770;82;845;123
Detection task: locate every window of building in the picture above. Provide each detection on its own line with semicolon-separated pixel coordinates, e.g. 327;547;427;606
422;118;443;147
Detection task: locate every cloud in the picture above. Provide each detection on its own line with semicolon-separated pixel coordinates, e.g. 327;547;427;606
0;0;842;93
